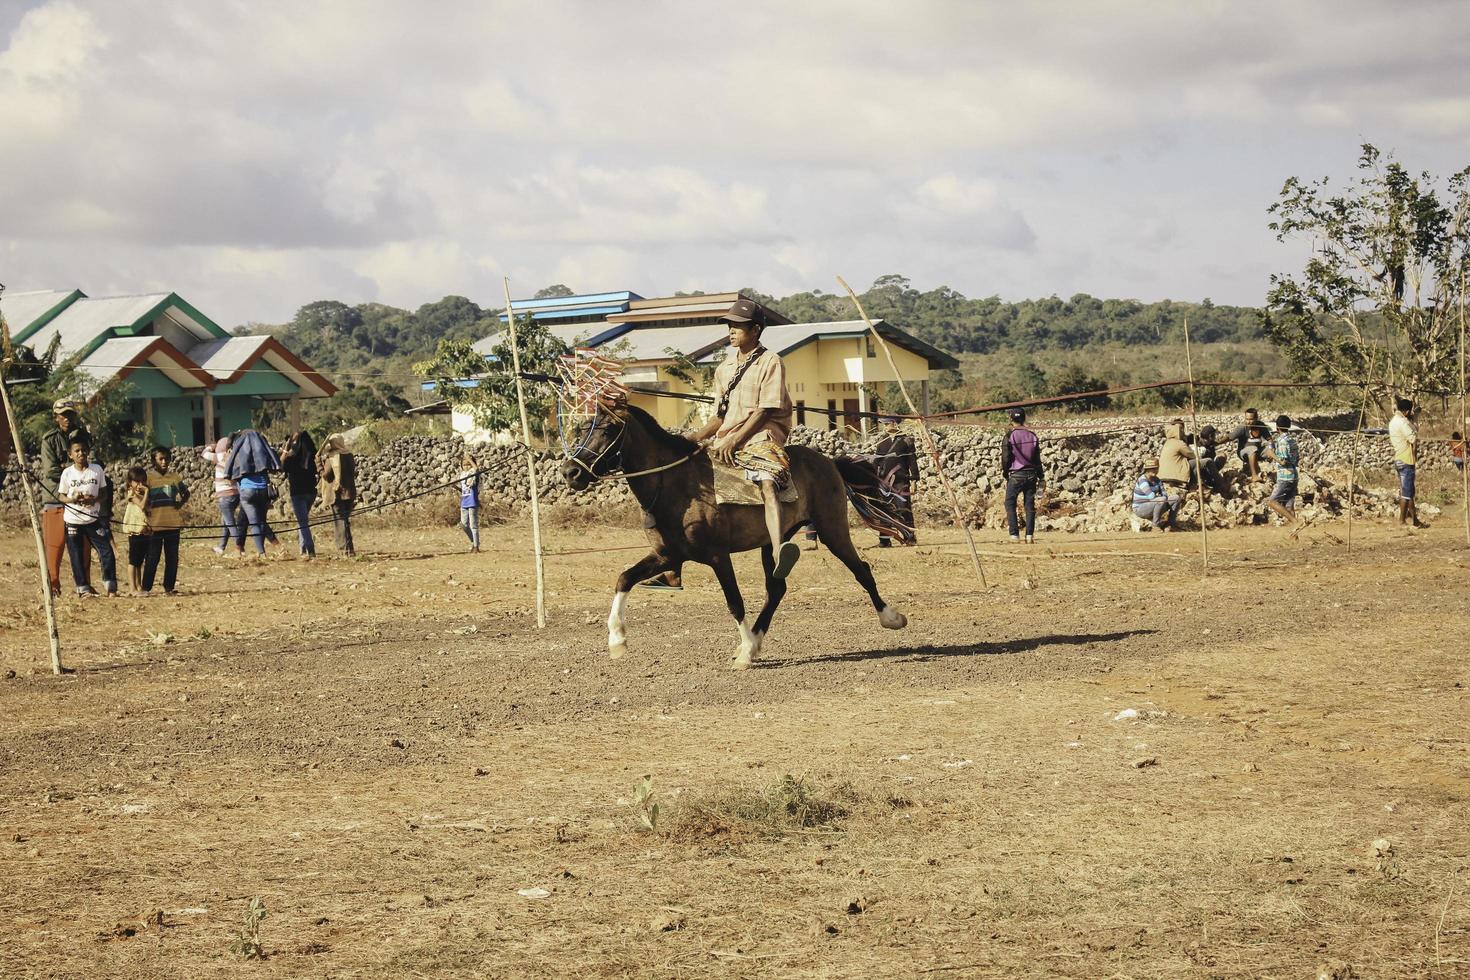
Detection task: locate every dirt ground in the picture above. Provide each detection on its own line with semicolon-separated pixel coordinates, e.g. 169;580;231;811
1;506;1468;978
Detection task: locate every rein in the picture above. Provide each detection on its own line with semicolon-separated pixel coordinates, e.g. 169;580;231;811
564;407;704;481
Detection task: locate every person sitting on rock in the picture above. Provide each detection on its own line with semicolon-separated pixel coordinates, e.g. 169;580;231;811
1231;408;1270;481
1158;420;1197;494
1132;458;1181;531
1194;425;1227;494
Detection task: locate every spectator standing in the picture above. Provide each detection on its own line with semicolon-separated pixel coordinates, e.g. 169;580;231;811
56;438;117;597
226;429;282;556
202;436;244;555
457;452;481;553
40;400;93;596
1158;420;1197;495
142;446;188;594
1231;408;1270;481
319;434;357;556
121;465;151;592
280;430;319;558
1451;431;1465;472
1001;408;1042;544
873;416;920;547
1388;398;1425;527
1132;457;1180;531
1264;414;1299;529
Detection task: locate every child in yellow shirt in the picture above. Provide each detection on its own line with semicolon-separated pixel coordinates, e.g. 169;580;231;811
121;466;151;593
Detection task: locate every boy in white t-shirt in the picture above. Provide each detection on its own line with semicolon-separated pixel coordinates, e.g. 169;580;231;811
56;438;118;597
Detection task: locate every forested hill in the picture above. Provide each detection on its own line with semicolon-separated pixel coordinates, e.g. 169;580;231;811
242;276;1264;379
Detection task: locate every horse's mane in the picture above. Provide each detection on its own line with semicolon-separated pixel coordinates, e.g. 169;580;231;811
625;404;697;454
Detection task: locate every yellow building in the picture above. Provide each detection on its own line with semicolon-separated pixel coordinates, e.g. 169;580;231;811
463;290;957;438
610;318;956;435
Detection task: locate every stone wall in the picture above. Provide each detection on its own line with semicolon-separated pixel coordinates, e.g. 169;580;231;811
1;415;1458;532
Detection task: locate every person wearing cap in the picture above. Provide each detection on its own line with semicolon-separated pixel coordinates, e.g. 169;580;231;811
872;416;919;547
1388;397;1426;527
1132;458;1180;531
1264;414;1299;529
1000;408;1042;543
689;297;800;578
40;399;97;596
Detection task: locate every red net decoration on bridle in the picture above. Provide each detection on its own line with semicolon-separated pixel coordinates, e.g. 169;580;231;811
556;348;631;453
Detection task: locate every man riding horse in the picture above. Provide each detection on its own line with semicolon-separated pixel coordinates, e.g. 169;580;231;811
559;297;908;668
690;298;802;579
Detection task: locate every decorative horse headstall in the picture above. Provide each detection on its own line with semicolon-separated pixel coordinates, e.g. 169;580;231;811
557;349;632;478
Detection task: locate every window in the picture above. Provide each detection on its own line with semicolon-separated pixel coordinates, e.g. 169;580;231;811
826;399;837;431
796;400;806;426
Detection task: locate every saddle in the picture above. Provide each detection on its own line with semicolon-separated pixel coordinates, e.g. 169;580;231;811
710;460;798;506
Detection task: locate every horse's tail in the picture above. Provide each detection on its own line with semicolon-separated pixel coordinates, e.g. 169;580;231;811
833;456;917;544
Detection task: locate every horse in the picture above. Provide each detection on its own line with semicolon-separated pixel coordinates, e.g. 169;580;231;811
560;403;908;669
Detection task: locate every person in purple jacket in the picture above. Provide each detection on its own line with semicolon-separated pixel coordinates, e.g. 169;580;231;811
1001;408;1043;543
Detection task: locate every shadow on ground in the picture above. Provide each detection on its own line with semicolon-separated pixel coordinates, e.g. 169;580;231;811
774;629;1158;668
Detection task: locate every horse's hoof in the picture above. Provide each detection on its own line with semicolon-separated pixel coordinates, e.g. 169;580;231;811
879;606;907;630
730;653;753;670
609;641;627;660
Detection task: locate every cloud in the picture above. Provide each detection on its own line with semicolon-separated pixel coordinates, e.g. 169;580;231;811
3;0;1470;328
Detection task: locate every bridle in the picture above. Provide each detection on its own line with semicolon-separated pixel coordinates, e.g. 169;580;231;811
562;403;704;481
563;404;628;479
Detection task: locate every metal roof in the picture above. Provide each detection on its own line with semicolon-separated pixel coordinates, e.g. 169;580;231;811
24;293;174;359
1;289;79;338
189;336;272;377
601;324;730;363
77;337;213;390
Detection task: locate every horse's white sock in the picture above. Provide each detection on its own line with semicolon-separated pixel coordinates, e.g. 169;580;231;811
608;591;629;654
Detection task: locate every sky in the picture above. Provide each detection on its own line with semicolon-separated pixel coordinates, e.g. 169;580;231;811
2;0;1469;329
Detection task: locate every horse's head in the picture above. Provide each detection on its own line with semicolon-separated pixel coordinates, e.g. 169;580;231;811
561;403;628;491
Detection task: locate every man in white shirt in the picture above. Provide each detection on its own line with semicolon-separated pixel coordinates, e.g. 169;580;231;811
1387;397;1425;527
56;439;118;597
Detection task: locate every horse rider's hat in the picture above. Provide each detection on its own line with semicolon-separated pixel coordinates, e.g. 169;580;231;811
719;297;766;329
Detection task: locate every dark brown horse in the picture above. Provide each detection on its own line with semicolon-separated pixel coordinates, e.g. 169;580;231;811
561;404;907;668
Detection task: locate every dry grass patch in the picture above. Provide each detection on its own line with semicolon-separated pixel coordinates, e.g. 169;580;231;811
661;773;913;843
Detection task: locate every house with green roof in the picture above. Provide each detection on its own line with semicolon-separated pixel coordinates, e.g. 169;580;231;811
3;288;336;446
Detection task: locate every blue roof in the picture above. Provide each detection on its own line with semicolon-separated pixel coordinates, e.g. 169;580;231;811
510;290;641;309
530;304;627;321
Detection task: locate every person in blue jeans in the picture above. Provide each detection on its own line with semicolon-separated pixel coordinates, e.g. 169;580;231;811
280;430;319;558
226;429;282;556
1001;408;1043;543
57;439;118;597
457;452;481;552
202;437;245;555
1265;414;1299;531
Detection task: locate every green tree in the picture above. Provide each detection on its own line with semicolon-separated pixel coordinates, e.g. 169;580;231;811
1264;143;1470;397
534;284;575;298
413;316;568;440
1051;364;1111;413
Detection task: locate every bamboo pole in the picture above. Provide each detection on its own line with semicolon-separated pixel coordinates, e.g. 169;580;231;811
501;279;547;628
837;276;986;590
1182;318;1208;571
0;313;64;674
1345;349;1378;557
1459;270;1468;545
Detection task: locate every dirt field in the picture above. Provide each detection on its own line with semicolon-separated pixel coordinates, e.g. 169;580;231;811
1;509;1468;977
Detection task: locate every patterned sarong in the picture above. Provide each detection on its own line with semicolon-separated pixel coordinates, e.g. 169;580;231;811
731;438;798;503
834;456;917;544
